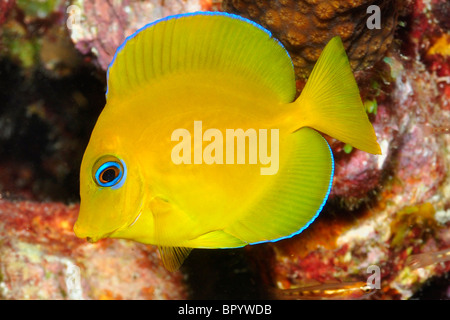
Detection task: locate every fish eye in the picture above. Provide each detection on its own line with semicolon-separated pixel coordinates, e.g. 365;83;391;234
93;156;126;188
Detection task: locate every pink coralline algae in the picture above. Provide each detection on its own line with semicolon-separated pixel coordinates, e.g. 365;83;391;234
69;0;217;70
0;200;187;299
0;0;15;25
245;0;450;300
328;100;396;207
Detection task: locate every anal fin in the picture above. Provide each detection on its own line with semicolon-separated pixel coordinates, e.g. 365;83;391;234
189;229;247;249
226;127;333;244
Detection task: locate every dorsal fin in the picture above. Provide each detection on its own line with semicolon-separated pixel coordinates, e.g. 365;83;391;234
106;12;296;103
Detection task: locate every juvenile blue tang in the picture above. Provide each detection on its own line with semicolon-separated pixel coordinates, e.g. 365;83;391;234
74;12;381;271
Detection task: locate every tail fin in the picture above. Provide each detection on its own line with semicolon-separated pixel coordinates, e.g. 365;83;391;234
292;37;381;155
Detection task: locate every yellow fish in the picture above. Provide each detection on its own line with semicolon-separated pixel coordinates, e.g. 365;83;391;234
74;12;381;271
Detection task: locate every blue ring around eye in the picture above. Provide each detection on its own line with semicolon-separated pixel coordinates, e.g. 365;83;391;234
111;159;127;190
95;161;123;187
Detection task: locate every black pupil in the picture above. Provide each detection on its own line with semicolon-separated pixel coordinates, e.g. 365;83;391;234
102;168;117;182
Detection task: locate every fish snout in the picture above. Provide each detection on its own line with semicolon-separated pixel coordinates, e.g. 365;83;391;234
73;222;103;243
73;221;85;239
86;236;100;243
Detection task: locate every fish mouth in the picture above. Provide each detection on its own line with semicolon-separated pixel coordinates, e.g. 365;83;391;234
73;223;118;243
85;231;115;243
86;236;99;243
88;210;143;242
74;207;143;243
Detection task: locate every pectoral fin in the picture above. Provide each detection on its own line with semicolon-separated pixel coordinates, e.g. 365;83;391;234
150;196;193;271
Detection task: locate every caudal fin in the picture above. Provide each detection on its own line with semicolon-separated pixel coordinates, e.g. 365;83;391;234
292;37;381;155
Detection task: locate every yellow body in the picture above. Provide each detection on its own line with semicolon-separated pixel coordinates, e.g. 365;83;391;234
74;13;381;271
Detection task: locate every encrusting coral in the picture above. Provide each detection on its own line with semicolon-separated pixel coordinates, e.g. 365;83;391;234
223;0;399;78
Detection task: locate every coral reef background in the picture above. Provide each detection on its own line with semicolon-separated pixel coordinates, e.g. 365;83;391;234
223;0;399;79
0;0;448;299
